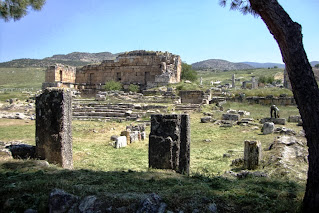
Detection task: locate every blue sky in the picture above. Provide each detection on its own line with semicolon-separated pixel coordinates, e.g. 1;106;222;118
0;0;318;64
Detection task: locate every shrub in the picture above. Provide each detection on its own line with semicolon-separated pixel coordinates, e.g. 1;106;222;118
258;76;267;84
181;63;198;82
104;80;122;91
128;84;139;92
315;64;319;68
259;76;275;84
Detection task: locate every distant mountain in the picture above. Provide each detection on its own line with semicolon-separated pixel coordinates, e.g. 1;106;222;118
44;52;118;63
243;61;319;68
191;59;254;71
241;62;285;69
0;52;119;68
310;61;319;67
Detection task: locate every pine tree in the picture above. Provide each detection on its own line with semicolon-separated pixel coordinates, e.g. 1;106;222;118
0;0;46;21
220;0;319;211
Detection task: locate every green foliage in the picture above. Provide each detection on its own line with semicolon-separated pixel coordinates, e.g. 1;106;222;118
181;63;198;82
315;64;319;68
104;80;122;91
258;75;275;84
128;84;140;93
0;0;46;21
234;87;293;97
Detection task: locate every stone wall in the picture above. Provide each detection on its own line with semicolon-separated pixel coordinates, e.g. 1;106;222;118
178;90;205;104
76;50;181;87
44;64;76;85
230;96;296;106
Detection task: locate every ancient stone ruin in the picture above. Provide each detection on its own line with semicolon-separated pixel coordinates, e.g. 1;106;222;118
244;140;262;170
42;50;182;91
35;88;73;169
149;114;190;174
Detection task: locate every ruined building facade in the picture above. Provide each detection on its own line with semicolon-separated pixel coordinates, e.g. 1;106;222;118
42;50;182;91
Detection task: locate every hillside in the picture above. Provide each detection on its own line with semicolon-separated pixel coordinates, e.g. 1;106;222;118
243;61;319;68
191;59;254;71
0;52;118;68
242;62;285;69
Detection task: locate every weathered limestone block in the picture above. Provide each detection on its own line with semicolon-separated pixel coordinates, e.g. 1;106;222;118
222;113;240;121
262;122;275;135
244;140;262;170
95;94;106;101
260;117;286;125
149;114;190;174
201;116;212;123
121;131;131;144
130;131;139;143
115;136;127;149
36;88;73;169
288;115;301;123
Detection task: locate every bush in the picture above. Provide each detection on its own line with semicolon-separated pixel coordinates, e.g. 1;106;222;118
181;63;198;82
105;80;122;91
128;84;139;92
315;64;319;68
258;76;275;84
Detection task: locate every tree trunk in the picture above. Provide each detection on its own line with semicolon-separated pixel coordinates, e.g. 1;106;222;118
249;0;319;211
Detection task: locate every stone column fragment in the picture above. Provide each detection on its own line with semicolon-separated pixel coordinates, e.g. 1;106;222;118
35;88;73;169
244;140;262;170
149;114;190;174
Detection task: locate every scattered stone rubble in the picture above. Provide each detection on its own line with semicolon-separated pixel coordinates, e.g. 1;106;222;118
0;141;35;160
266;136;308;180
47;189;218;213
112;124;146;149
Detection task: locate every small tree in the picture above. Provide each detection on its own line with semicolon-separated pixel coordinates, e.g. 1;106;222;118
0;0;46;21
258;76;267;84
104;80;122;91
266;76;275;84
181;63;198;82
128;84;139;93
315;64;319;69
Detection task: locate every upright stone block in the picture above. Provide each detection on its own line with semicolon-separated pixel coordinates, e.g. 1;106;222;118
149;114;190;174
244;140;262;170
35;88;73;169
262;122;275;135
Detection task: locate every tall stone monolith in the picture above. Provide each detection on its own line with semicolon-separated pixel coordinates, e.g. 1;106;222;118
149;114;190;174
35;88;73;169
244;140;262;170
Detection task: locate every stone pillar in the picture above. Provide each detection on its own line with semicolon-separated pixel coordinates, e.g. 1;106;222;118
149;114;190;174
200;77;203;86
232;74;235;89
251;76;258;89
283;68;292;90
244;140;262;170
35;88;73;169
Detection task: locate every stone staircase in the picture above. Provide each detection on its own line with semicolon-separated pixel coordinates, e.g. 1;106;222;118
174;104;201;112
72;101;139;121
72;99;168;121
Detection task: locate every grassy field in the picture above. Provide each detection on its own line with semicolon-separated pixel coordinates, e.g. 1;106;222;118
0;101;306;212
0;67;45;90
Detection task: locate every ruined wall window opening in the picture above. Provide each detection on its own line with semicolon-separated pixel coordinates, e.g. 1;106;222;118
89;73;94;85
59;70;63;82
136;72;138;76
145;72;150;85
117;72;121;81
